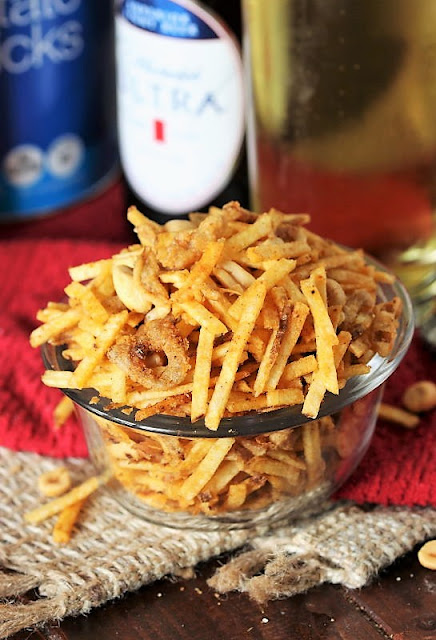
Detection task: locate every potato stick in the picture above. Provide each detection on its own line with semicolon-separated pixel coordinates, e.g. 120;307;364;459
302;422;323;484
24;472;110;524
52;499;86;544
292;340;317;354
333;331;352;367
177;240;224;293
128;365;253;406
135;393;191;419
224;212;272;254
280;355;318;384
62;347;85;361
294;252;361;280
42;370;76;388
226;393;269;413
53;396;74;428
258;298;280;330
279;275;306;303
177;300;227;335
312;265;327;306
36;307;66;323
302;370;326;419
72;328;95;350
206;296;239;333
191;327;215;422
202;460;242;495
30;308;81;348
127;204;160;230
222;483;247;509
64;282;109;324
179;438;235;503
246;239;310;263
253;326;280;396
213;267;244;293
301;272;338;345
247;457;298;479
128;382;194;405
68;259;112;282
343;364;371;379
266;301;310;390
205;282;267;430
267;449;306;470
92;263;115;298
266;388;304;407
72;311;128;388
229;259;296;321
374;269;396;284
221;260;256;288
78;316;104;337
378;403;420;429
328;268;377;289
301;274;339;395
176;440;213;475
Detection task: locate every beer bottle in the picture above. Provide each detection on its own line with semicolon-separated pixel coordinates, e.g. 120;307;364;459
115;0;246;222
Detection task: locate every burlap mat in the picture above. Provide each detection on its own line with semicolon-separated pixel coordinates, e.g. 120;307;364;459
1;447;435;639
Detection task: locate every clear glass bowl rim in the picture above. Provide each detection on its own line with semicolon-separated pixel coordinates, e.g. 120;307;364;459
41;253;414;438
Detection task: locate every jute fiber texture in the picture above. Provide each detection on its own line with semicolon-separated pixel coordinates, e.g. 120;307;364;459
1;447;435;639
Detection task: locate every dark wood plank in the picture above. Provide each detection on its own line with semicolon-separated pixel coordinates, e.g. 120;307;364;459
346;548;436;640
10;556;383;640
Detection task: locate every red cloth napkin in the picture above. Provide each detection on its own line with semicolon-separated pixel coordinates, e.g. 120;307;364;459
0;237;435;508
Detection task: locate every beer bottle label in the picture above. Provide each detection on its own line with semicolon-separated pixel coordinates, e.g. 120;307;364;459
116;0;244;214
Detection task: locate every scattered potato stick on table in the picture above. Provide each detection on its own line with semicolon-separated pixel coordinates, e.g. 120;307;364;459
25;472;111;524
378;403;420;429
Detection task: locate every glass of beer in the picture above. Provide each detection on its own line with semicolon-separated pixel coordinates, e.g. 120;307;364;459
243;0;436;340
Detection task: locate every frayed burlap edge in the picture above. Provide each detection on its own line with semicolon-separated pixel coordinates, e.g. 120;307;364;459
208;504;436;603
1;447;435;638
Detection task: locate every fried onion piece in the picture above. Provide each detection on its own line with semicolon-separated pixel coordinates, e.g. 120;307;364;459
108;316;190;389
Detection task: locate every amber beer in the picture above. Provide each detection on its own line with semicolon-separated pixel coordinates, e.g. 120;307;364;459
243;0;436;318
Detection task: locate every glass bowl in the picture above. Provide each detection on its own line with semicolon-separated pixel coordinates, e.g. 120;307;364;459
41;265;414;531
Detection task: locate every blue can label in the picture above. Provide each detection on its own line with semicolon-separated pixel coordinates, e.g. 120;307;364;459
0;0;117;219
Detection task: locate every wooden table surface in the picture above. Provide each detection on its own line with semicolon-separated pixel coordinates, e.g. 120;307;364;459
11;546;436;640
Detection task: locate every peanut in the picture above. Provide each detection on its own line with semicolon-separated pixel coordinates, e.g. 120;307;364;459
402;380;436;413
417;540;436;570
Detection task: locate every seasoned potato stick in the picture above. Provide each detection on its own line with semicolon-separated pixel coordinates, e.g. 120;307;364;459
205;282;267;430
224;212;272;254
64;282;109;324
253;325;281;396
302;370;327;419
177;300;227;335
301;272;339;395
179;438;235;503
266;388;304;407
378;403;420;429
30;308;81;348
176;240;225;294
53;396;75;428
72;311;128;388
25;472;110;524
229;259;296;321
68;259;112;282
53;499;86;544
191;327;215;422
266;301;310;390
280;355;318;384
42;370;75;389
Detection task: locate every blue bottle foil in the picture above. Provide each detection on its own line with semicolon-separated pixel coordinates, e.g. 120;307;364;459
0;0;118;220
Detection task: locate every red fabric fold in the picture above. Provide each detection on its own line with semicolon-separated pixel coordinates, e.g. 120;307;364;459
0;237;434;507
